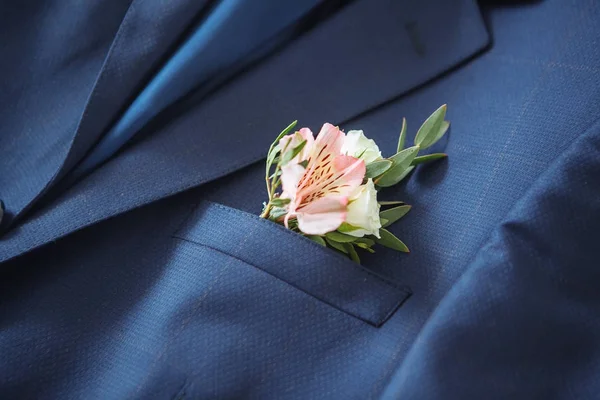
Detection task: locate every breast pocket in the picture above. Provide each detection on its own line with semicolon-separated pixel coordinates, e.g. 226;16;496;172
173;201;411;327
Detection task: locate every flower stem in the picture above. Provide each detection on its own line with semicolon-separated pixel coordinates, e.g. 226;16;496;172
260;201;272;219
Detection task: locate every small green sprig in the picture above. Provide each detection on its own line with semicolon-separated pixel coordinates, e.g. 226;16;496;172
260;120;306;219
310;105;450;263
370;104;449;187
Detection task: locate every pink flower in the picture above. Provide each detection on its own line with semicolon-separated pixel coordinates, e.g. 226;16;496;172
280;123;366;235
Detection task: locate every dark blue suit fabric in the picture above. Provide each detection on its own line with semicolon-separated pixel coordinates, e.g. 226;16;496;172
1;0;599;399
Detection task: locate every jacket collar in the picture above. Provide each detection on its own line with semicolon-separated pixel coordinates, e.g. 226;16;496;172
0;0;214;228
0;0;489;263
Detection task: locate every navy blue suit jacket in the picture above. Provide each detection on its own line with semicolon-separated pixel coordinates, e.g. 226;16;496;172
1;0;600;398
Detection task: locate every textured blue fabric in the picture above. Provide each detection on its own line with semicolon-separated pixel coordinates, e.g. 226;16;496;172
0;0;488;260
1;0;600;399
0;0;132;224
69;0;323;180
0;0;214;226
381;117;600;399
175;202;411;326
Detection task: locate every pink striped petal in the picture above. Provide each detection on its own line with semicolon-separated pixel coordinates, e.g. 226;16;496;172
332;155;366;188
297;155;365;202
314;123;345;155
296;196;349;235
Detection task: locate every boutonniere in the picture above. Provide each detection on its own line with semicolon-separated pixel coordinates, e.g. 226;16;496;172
260;105;449;263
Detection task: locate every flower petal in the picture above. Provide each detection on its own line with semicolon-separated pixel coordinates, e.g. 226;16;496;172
281;163;306;199
344;179;381;238
332;155;366;189
314;123;345;155
341;130;382;164
296;154;366;206
297;127;315;151
296;196;348;235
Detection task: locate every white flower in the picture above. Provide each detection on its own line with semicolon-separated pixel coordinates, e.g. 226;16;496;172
344;179;381;238
341;130;382;164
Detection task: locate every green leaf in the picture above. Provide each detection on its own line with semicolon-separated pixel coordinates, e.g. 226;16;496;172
344;243;361;263
395;165;415;183
352;237;376;253
380;205;411;227
271;198;291;207
337;222;361;233
266;121;299;192
325;231;357;243
379;218;389;226
268;169;282;179
389;146;420;168
265;145;281;179
280;140;307;166
307;235;326;246
365;160;392;179
355;238;375;247
268;207;287;220
414;104;447;149
375;146;419;187
375;229;410;252
355;242;375;253
299;160;309;168
432;120;450;145
325;237;348;253
287;219;299;230
411;153;447;166
274;120;298;144
397;117;407;152
378;201;405;206
267;144;281;165
267;121;297;170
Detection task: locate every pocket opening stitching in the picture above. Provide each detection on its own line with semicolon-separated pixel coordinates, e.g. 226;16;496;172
172;234;407;327
196;202;411;293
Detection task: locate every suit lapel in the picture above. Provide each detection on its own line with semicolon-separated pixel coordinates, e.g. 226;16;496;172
0;0;213;227
0;0;489;263
56;0;215;181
